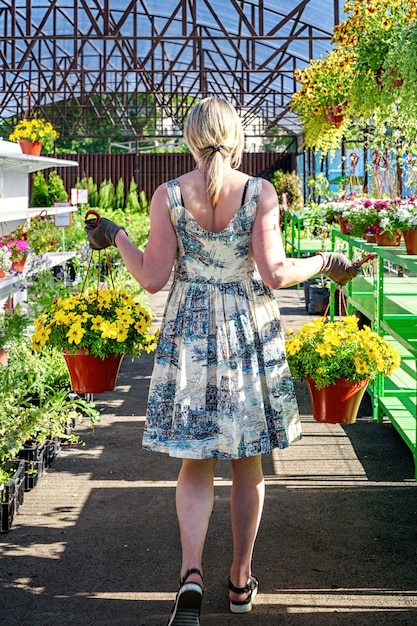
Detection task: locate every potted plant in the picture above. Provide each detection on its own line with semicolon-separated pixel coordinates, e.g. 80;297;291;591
0;305;30;363
339;197;379;238
334;0;417;151
30;287;159;393
0;246;12;278
386;197;417;253
9;117;59;154
285;314;400;424
291;47;356;152
372;198;404;245
28;212;60;254
0;225;29;272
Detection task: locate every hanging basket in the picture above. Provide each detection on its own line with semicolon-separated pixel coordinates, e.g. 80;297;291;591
325;101;348;128
61;210;125;394
19;140;43;156
63;350;124;394
306;376;368;425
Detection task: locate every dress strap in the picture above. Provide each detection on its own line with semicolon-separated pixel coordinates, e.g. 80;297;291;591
246;176;262;205
241;179;250;205
166;179;182;210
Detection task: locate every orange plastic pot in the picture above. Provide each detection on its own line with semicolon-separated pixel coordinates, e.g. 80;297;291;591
306;376;368;425
375;230;401;246
19;140;42;155
63;350;124;394
403;230;417;255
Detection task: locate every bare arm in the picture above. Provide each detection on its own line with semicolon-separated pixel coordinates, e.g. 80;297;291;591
114;184;178;293
252;179;324;289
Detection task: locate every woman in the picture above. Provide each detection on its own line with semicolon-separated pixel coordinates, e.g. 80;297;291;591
85;97;358;626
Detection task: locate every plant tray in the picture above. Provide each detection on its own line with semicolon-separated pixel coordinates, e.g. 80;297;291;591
18;441;47;491
44;438;61;468
1;459;25;532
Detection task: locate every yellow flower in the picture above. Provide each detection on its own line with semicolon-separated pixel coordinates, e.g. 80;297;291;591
90;315;105;330
315;343;334;357
31;287;156;360
99;320;118;340
66;323;86;345
115;325;129;342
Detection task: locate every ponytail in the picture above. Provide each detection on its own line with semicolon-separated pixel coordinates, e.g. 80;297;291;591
184;98;244;207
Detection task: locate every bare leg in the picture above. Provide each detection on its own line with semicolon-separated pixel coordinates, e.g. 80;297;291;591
229;455;265;602
176;458;217;586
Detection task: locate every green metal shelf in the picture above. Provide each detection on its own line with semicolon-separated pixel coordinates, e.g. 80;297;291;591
332;230;417;479
284;210;332;259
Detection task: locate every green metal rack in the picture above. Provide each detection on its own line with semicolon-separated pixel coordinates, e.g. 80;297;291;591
332;229;417;479
283;210;333;258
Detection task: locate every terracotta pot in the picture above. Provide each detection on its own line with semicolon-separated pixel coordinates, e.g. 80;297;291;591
306;376;368;425
0;269;6;278
19;140;43;156
403;230;417;255
337;214;350;235
0;349;8;365
366;233;377;243
375;230;402;246
11;257;26;272
63;350;124;394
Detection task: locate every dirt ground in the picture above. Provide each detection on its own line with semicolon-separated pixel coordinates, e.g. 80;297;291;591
1;287;417;626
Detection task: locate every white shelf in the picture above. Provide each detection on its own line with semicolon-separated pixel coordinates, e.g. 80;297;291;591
0;205;78;223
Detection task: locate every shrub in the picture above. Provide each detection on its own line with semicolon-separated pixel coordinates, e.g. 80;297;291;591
270;170;304;212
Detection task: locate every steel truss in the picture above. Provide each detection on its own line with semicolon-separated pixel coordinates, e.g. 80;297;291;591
0;1;340;144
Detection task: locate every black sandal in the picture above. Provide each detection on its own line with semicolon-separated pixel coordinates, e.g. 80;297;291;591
167;568;204;626
228;575;259;614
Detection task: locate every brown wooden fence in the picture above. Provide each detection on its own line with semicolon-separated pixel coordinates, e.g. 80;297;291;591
47;151;295;201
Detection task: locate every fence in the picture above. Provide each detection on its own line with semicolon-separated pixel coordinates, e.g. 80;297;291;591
46;151;295;200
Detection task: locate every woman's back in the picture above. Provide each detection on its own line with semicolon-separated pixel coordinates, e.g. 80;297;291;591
177;169;251;233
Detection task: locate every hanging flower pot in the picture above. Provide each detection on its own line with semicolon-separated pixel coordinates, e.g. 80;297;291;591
18;140;43;156
375;230;402;246
325;101;348;128
63;350;124;394
31;212;158;395
306;376;368;425
402;230;417;255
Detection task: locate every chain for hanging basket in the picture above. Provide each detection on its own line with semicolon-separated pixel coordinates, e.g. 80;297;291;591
82;209;116;294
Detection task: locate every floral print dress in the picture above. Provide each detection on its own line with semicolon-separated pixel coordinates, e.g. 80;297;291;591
143;177;301;459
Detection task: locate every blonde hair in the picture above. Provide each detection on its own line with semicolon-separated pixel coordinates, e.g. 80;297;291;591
184;98;244;207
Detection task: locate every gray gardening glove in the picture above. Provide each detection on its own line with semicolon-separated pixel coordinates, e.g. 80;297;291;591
85;216;126;250
317;252;360;286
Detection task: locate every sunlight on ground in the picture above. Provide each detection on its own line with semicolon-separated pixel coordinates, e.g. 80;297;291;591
82;588;417;611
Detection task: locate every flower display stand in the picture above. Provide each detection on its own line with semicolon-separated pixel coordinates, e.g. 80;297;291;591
331;228;417;479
